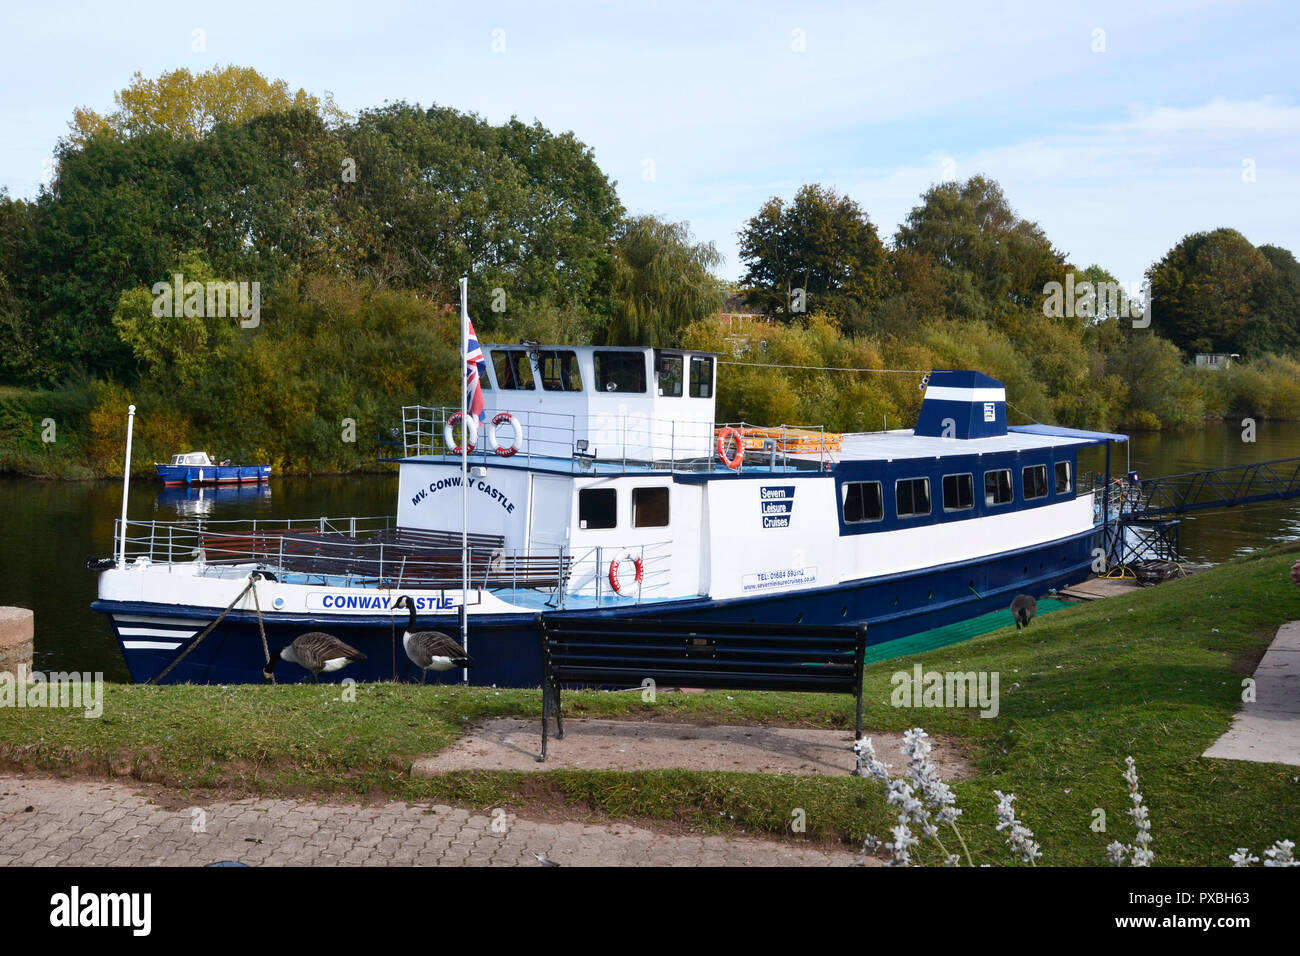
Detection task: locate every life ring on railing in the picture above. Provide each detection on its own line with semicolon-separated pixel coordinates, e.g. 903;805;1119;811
443;412;478;455
487;412;524;457
608;553;645;597
716;427;744;470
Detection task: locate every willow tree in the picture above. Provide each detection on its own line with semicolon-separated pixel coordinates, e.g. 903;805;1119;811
602;215;724;346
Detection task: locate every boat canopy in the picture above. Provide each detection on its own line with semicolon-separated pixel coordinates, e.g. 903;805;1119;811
168;451;214;466
1007;424;1129;445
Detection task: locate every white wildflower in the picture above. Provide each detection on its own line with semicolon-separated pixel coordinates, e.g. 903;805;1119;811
1263;839;1296;867
1229;848;1258;867
993;790;1042;864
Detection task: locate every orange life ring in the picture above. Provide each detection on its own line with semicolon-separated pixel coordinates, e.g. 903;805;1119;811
716;427;744;469
609;554;645;596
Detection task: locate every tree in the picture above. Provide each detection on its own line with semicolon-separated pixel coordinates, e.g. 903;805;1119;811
68;66;348;144
602;215;723;345
894;175;1067;326
1147;228;1275;355
738;184;888;328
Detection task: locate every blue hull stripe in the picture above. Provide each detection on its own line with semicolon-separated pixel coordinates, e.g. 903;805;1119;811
96;527;1099;686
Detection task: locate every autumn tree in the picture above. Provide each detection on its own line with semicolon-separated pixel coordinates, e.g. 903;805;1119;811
67;65;347;144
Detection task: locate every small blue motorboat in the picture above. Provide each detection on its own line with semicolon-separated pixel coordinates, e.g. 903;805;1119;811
154;451;271;486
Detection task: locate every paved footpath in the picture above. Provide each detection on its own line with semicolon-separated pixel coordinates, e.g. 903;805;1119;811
0;775;864;867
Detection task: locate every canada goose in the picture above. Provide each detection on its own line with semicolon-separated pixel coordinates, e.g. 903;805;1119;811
1010;594;1037;630
393;595;473;683
264;632;367;682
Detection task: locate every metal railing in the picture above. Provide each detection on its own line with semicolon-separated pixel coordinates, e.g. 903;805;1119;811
399;406;822;474
111;516;675;609
563;540;675;605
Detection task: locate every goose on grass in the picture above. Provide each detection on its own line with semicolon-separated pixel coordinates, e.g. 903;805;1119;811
393;595;473;683
1010;594;1038;630
264;632;367;682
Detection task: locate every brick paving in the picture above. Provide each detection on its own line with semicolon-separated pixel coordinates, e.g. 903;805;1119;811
0;775;866;867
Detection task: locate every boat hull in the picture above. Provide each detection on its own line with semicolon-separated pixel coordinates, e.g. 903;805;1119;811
155;464;272;486
94;527;1099;686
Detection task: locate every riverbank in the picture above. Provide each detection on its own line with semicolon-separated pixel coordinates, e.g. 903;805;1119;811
4;542;1299;865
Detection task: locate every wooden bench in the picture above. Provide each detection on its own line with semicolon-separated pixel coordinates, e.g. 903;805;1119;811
535;615;867;764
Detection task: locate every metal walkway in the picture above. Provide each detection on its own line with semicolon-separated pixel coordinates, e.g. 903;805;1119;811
1121;455;1300;518
1107;454;1300;566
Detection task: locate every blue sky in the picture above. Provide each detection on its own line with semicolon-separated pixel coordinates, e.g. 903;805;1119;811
2;0;1296;289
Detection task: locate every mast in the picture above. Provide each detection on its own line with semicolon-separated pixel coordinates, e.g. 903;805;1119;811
459;276;470;680
118;404;136;569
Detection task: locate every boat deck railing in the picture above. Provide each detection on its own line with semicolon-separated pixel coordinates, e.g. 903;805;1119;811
397;406;828;474
112;517;674;609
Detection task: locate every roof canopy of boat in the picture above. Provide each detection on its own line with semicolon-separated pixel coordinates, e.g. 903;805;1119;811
168;451;214;466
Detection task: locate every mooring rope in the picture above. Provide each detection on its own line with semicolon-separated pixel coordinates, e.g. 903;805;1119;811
145;575;259;686
250;577;274;685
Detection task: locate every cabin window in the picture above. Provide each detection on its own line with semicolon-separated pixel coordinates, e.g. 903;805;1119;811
842;481;883;524
538;350;584;392
942;473;974;512
656;352;683;397
633;487;670;527
578;488;617;529
984;469;1013;506
896;478;932;518
1023;465;1049;500
491;350;535;390
1055;461;1072;494
593;351;646;393
689;356;714;398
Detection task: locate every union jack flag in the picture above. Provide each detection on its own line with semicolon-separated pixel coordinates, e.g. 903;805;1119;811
465;316;487;421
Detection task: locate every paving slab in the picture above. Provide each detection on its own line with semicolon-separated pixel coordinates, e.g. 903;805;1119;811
410;717;972;779
1204;621;1300;766
0;774;867;867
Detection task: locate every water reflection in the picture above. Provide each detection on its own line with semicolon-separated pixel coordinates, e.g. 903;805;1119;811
155;482;272;518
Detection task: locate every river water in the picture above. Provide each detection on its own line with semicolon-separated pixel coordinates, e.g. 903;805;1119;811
5;423;1300;679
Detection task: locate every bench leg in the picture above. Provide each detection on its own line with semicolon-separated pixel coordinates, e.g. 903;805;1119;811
553;678;565;740
538;680;550;762
851;688;864;777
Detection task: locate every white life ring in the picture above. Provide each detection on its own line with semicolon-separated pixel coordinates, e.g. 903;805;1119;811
487;412;524;457
608;553;645;597
443;412;478;455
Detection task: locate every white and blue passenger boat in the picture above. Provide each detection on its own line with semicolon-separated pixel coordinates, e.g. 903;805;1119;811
92;344;1126;685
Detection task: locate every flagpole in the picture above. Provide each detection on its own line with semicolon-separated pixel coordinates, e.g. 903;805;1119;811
459;276;470;682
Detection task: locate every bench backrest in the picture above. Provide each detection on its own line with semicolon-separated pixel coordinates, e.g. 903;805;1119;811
539;616;865;692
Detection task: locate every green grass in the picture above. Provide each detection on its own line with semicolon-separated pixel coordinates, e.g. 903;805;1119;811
4;543;1300;865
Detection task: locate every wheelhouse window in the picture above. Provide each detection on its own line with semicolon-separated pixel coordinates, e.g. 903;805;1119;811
1023;464;1049;500
593;351;646;393
633;487;670;527
490;350;535;390
537;349;583;392
578;488;617;529
896;478;931;518
942;473;974;512
1055;461;1072;494
842;481;883;524
984;469;1013;506
689;356;714;398
655;351;683;397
